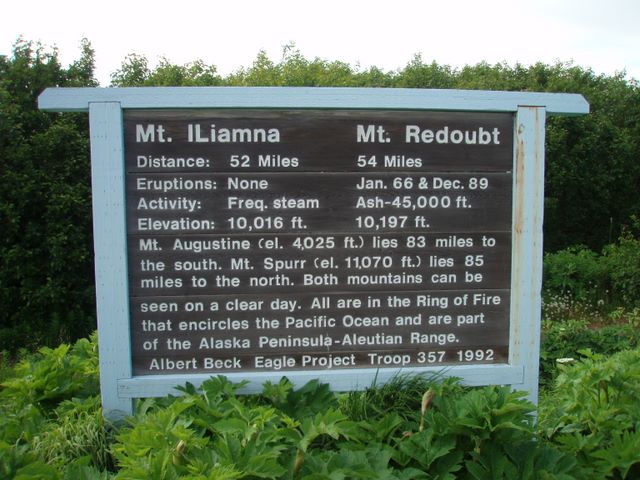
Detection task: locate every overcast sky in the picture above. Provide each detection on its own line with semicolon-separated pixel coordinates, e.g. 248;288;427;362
1;0;638;86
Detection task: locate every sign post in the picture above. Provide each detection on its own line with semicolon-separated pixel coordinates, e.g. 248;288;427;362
39;87;588;419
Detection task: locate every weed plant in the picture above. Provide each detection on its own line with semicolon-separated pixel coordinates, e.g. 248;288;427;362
542;293;603;325
339;372;462;423
543;247;609;306
0;333;110;479
30;396;113;471
539;348;640;478
540;319;640;386
607;306;640;328
543;225;640;312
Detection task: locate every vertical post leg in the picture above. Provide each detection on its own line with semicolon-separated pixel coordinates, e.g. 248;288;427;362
511;106;546;405
89;102;133;419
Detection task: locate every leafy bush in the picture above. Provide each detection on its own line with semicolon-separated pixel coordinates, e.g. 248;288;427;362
0;334;110;479
542;294;602;326
0;333;100;453
543;228;640;312
1;332;99;412
392;383;578;479
0;442;60;480
108;375;576;479
540;320;640;386
602;227;640;307
0;350;14;384
539;348;640;479
543;246;609;305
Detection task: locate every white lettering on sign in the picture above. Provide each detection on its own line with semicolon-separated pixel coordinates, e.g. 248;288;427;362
136;124;171;143
405;125;501;144
187;124;280;143
356;124;391;143
125;109;515;378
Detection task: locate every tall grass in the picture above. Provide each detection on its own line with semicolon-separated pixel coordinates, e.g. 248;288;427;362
339;372;464;423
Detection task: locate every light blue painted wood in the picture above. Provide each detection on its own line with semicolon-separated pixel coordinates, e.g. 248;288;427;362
118;364;524;398
509;107;546;404
89;102;134;419
38;87;589;116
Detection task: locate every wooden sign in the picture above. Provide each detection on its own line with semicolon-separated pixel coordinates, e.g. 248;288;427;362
38;87;589;419
123;109;514;376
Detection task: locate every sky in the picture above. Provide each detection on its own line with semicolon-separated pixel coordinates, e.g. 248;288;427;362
1;0;639;86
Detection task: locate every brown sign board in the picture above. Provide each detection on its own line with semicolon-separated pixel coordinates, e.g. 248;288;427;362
124;109;514;376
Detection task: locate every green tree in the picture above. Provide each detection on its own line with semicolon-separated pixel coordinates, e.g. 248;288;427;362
543;68;640;250
111;54;221;86
0;38;97;351
395;54;456;88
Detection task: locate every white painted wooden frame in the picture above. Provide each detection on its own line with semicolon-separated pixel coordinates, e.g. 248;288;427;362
39;87;588;419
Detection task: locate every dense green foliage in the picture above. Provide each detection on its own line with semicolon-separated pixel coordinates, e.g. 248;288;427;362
1;333;639;478
543;221;640;309
1;39;640;351
540;228;640;386
539;319;640;386
0;39;97;351
539;348;640;479
110;377;577;480
0;334;104;479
